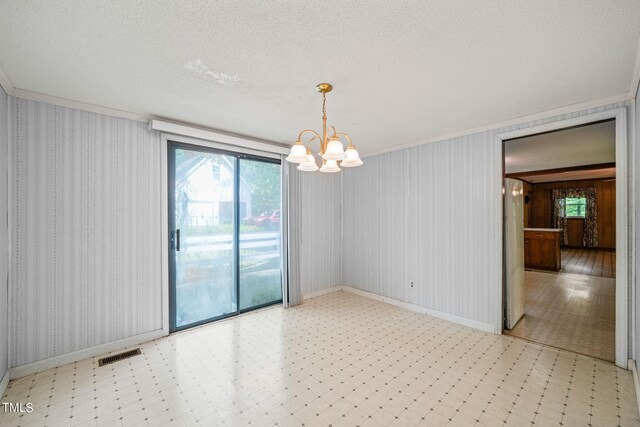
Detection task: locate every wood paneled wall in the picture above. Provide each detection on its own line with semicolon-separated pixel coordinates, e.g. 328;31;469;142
525;179;616;249
522;181;532;228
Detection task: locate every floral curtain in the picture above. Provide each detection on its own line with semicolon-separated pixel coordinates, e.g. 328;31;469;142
551;187;598;247
552;189;567;245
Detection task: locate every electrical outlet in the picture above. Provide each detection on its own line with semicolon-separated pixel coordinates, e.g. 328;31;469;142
410;280;415;288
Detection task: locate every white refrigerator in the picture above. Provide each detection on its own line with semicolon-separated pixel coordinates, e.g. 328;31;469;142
505;178;525;329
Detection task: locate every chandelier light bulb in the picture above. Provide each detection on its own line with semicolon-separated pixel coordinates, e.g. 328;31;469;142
340;146;363;168
319;159;340;173
322;137;347;161
286;141;308;163
297;153;319;172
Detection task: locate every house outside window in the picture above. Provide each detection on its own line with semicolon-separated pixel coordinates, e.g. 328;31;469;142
212;164;221;181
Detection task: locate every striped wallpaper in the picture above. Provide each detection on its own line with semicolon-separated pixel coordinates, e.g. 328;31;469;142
342;136;500;326
341;150;408;302
0;87;8;379
9;98;163;367
3;93;634;369
6;96;342;369
342;101;631;332
636;88;640;363
299;171;342;295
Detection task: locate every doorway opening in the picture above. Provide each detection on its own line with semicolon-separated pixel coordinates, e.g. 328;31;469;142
168;141;283;332
502;118;620;363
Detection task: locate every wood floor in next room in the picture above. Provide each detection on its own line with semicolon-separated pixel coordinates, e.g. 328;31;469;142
506;271;615;362
560;248;616;278
0;291;636;427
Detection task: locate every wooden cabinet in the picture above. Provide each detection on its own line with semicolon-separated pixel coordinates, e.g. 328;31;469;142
524;228;561;271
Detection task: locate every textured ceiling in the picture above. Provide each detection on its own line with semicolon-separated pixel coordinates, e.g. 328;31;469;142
504;121;616;174
0;1;639;154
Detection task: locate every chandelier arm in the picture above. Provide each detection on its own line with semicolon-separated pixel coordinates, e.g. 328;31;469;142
297;129;322;144
305;136;321;153
328;126;338;138
336;132;355;148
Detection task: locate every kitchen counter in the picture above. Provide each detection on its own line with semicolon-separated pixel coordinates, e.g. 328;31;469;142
524;228;562;271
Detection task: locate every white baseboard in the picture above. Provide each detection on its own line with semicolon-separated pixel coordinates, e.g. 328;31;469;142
630;359;640;416
10;329;165;379
0;370;9;399
302;285;496;334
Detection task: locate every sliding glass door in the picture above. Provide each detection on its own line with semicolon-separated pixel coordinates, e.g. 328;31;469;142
168;142;282;332
239;159;282;310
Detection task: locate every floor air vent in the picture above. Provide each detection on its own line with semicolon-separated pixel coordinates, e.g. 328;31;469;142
98;348;142;366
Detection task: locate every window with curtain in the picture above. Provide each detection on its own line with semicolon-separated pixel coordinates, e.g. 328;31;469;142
552;188;598;247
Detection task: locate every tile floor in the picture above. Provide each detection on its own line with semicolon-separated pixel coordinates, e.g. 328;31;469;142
506;271;615;362
0;291;637;426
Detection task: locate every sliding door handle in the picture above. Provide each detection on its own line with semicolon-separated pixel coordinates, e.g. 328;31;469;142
171;229;181;251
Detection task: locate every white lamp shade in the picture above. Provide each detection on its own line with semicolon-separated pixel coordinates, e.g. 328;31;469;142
297;154;319;172
319;159;340;173
286;143;308;163
322;138;346;160
340;147;363;167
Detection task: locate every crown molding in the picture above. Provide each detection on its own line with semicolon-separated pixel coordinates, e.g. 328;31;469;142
8;87;288;150
0;63;14;94
10;88;149;122
361;92;634;158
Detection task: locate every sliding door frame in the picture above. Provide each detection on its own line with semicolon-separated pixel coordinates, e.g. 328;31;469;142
160;134;284;335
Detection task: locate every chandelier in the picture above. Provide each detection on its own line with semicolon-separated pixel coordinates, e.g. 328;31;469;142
285;83;363;173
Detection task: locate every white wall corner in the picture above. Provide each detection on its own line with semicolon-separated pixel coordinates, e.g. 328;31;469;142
0;370;9;399
630;35;640;99
0;64;15;95
302;285;496;334
301;286;344;301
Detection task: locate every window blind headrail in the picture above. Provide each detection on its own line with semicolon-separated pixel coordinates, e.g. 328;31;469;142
149;119;290;155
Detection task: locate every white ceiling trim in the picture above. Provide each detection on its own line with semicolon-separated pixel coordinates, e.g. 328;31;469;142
362;93;633;158
10;87;148;123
